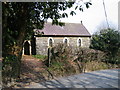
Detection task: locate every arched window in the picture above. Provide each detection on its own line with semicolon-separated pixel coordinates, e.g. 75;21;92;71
49;38;53;47
77;38;82;47
48;37;54;47
64;39;68;45
78;39;81;47
63;37;69;46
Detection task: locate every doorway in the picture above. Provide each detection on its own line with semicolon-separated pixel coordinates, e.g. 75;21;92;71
24;41;30;55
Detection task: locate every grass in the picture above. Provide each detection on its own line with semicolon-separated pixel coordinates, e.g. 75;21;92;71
32;55;47;61
32;53;119;79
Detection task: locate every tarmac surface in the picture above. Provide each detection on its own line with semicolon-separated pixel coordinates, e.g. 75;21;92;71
25;69;120;88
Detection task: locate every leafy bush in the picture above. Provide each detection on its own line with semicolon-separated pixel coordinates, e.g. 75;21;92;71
109;48;120;64
45;43;76;76
74;47;106;72
2;54;21;86
44;43;119;78
85;61;109;71
51;43;73;60
90;28;120;64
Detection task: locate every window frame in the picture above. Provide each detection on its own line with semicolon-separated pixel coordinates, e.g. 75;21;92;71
48;37;54;47
77;38;82;47
63;37;69;46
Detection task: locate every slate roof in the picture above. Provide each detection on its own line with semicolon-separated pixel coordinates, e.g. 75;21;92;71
35;22;91;37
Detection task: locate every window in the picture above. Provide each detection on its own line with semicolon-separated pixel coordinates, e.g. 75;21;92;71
63;37;69;46
78;39;81;46
48;37;54;47
77;38;82;47
64;39;68;45
49;39;53;47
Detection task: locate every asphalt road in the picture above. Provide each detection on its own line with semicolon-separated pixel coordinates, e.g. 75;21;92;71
25;69;120;88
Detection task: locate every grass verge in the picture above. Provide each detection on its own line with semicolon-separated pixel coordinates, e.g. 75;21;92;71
32;55;47;61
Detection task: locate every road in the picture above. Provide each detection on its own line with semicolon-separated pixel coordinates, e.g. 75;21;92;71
25;69;120;88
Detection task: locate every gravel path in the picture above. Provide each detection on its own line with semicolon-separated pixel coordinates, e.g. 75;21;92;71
25;69;120;88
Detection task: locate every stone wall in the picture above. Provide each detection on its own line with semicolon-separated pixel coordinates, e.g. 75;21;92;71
35;36;91;55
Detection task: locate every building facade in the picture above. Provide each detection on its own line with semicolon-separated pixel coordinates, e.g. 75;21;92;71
23;22;91;55
35;36;90;55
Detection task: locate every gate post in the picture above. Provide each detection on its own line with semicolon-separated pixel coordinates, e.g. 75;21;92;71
48;46;52;67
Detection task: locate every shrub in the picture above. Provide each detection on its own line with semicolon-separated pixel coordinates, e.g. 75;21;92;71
90;28;120;64
44;43;118;78
51;43;73;60
46;43;76;76
2;54;21;86
74;47;106;62
74;47;106;72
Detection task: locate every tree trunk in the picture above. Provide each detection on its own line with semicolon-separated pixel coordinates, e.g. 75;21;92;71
2;30;27;88
2;30;26;87
2;3;29;86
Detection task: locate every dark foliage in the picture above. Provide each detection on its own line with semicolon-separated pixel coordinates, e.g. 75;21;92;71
90;28;120;64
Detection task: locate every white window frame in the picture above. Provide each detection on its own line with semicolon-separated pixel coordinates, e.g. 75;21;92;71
77;38;83;47
48;37;54;47
63;37;69;46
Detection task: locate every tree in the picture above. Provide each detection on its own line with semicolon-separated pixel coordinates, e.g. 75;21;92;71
90;28;120;63
2;1;92;85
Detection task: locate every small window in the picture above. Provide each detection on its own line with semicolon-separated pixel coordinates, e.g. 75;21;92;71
63;37;69;46
64;39;68;45
49;39;53;47
77;38;82;47
48;37;54;47
78;39;81;47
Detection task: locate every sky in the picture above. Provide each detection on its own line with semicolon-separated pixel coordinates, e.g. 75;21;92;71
48;0;119;35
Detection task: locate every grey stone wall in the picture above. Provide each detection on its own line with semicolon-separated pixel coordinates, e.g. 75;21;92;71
36;37;48;55
36;36;91;55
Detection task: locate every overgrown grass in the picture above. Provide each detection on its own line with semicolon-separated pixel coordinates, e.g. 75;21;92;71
47;60;76;77
32;55;47;61
33;44;120;80
45;44;119;76
86;61;112;71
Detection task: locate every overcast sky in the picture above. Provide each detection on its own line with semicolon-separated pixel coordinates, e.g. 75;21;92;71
48;0;119;35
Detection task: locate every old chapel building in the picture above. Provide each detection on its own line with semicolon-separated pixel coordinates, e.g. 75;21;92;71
23;22;91;55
